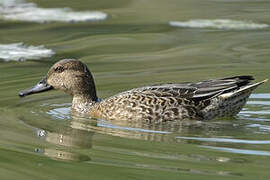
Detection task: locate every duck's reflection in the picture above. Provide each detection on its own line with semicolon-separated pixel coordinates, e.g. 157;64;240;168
44;104;235;142
70;117;231;142
42;148;90;162
40;128;93;148
35;116;237;165
34;106;238;162
36;120;95;161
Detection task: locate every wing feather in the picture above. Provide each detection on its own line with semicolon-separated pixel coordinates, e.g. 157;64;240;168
127;76;254;101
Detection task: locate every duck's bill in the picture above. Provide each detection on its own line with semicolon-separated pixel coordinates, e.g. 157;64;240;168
19;76;53;97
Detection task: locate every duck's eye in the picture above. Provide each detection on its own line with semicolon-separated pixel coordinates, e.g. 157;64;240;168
54;66;65;73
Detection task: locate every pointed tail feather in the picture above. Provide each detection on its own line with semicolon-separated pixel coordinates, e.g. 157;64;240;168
220;79;268;99
200;79;267;119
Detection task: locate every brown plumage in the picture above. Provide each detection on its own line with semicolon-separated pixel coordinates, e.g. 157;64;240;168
19;59;267;122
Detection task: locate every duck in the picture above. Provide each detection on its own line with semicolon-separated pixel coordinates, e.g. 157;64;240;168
19;59;267;122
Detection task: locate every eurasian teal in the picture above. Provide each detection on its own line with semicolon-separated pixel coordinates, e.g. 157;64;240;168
19;59;267;122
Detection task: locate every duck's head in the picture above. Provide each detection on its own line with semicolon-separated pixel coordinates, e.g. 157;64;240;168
19;59;98;101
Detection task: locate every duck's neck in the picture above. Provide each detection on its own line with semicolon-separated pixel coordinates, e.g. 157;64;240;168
71;65;99;114
72;93;98;114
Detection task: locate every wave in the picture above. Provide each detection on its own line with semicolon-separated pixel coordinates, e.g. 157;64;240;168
97;119;171;134
0;43;55;61
0;0;107;23
246;124;270;132
169;19;269;30
176;136;270;144
201;145;270;156
250;93;270;99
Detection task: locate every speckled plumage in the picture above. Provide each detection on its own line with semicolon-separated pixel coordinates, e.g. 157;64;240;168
19;59;267;122
93;78;266;122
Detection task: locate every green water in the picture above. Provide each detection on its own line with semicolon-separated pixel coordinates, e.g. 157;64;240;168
1;0;270;179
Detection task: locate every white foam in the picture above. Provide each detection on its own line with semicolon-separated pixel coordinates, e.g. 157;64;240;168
0;0;107;23
0;43;55;61
169;19;269;30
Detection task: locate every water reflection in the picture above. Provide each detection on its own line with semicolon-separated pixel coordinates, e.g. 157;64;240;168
47;103;232;141
45;94;270;156
176;136;270;144
35;122;94;161
23;93;270;162
31;116;245;176
201;146;270;157
35;148;91;162
29;111;231;162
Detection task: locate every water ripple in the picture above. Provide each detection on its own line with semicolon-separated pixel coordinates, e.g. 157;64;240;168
246;124;270;132
250;94;270;99
201;145;270;157
247;101;270;106
46;107;71;120
238;93;270;122
97;119;171;134
46;105;71;120
169;19;269;30
176;136;270;144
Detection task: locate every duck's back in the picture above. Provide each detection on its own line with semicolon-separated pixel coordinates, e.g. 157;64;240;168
92;76;266;122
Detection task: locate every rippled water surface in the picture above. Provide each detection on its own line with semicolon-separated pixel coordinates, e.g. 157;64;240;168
1;0;270;179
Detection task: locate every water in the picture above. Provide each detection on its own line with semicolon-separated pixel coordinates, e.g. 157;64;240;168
1;0;270;179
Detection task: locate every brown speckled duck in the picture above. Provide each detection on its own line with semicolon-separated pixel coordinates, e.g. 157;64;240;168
19;59;267;122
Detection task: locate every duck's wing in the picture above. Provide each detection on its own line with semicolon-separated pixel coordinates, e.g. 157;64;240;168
130;76;254;101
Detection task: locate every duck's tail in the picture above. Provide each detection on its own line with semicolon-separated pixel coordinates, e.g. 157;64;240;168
200;79;268;119
220;79;268;99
